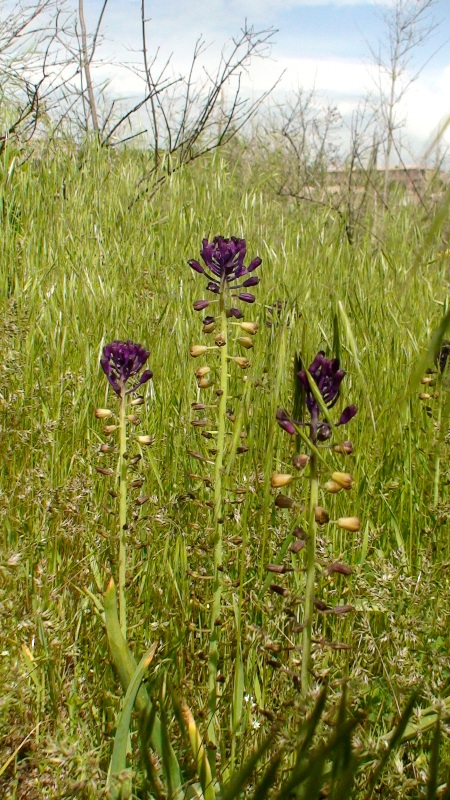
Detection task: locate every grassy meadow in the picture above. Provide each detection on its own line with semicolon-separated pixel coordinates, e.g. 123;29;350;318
1;140;450;798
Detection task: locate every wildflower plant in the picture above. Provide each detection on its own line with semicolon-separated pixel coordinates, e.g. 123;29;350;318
188;236;262;741
275;350;359;695
97;340;153;637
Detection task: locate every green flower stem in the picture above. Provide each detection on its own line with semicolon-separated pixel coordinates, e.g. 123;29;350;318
207;301;228;744
433;387;443;508
118;386;128;639
301;448;318;697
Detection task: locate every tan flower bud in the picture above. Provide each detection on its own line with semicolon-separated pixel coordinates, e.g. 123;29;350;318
240;322;258;335
418;392;432;400
331;471;354;490
293;454;309;470
195;365;211;378
95;408;113;419
314;506;330;525
270;473;293;488
136;435;155;446
104;425;117;435
100;443;112;453
215;332;226;346
198;378;214;388
325;480;343;494
126;414;140;424
333;441;353;455
237;336;254;350
421;376;435;385
190;345;208;357
337;516;361;532
130;396;145;406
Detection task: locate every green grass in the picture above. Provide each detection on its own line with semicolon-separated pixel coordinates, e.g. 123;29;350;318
1;140;450;798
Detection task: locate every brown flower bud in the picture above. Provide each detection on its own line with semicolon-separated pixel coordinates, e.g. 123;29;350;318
215;333;226;347
274;494;294;509
336;516;361;532
198;378;214;389
331;471;354;490
289;539;305;553
270;473;293;488
202;321;215;333
237;336;254;350
293;454;309;470
195;366;210;378
96;467;114;476
324;562;353;576
126;414;140;424
190;345;208;357
95;408;113;419
233;357;251;369
191;419;208;427
100;443;112;453
314;506;330;525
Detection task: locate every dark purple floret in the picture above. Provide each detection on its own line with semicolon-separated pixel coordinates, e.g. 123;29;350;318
277;351;357;441
188;236;261;304
436;341;450;373
101;340;152;395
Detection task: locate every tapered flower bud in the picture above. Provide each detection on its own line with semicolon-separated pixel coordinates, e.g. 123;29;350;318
203;319;216;333
104;425;117;435
275;494;295;509
136;435;155;445
240;322;258;335
190;345;209;357
324;562;353;576
314;507;330;525
126;414;140;424
237;337;253;350
226;307;244;319
421;376;435;385
333;441;353;455
191;419;208;427
195;366;210;378
198;377;214;388
130;396;145;406
233;357;251;369
419;392;432;400
100;443;112;453
95;408;113;419
331;472;354;490
270;473;293;488
325;480;343;494
293;454;309;469
336;516;361;532
237;293;255;303
96;467;114;475
193;300;209;311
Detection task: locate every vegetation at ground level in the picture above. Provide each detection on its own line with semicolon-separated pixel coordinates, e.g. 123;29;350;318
1;141;450;798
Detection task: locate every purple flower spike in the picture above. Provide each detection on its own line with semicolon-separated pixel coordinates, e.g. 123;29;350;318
188;236;261;304
298;352;346;416
337;405;358;426
101;340;152;396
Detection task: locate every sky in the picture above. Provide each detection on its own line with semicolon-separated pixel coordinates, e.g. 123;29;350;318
84;0;450;160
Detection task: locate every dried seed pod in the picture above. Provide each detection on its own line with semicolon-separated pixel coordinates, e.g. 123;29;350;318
215;332;226;347
270;473;293;488
331;471;354;490
336;516;361;532
126;414;140;424
233;357;251;369
265;564;288;574
314;507;330;525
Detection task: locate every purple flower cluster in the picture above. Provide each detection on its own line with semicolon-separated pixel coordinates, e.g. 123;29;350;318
277;351;357;441
101;340;152;395
189;236;261;313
